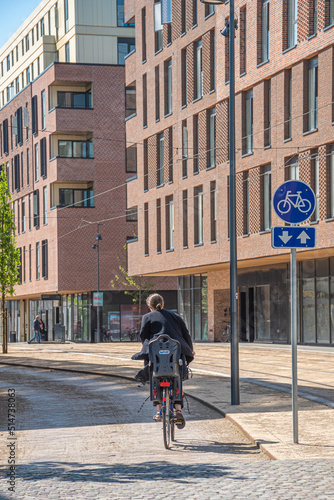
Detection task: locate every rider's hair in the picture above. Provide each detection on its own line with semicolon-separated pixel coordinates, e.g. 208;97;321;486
146;293;164;311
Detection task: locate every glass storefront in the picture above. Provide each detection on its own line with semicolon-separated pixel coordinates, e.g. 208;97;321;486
178;275;208;340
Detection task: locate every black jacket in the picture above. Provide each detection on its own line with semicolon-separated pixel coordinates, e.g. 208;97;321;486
34;319;41;332
139;309;194;363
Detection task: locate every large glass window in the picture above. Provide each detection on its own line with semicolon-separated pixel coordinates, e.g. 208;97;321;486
287;0;297;49
194;40;203;100
166;195;174;251
125;84;136;118
58;90;92;109
208;108;216;168
59;188;94;208
261;0;270;62
154;0;163;53
243;89;253;155
165;59;172;116
194;185;203;245
58;140;93;158
117;0;135;27
308;57;318;131
157;132;164;186
255;285;271;340
117;37;135;65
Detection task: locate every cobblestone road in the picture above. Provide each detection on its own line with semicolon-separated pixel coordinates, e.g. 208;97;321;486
0;366;333;499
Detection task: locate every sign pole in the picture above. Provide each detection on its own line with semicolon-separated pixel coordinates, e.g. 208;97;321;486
291;247;298;443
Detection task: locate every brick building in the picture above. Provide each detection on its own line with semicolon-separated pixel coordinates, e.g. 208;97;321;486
125;0;334;345
2;0;176;342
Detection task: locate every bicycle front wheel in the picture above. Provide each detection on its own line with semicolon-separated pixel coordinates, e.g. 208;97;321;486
163;389;171;449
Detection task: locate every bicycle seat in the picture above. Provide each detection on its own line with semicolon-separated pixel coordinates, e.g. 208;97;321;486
149;334;181;379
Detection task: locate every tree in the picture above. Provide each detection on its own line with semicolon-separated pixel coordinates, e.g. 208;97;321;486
111;243;157;329
0;167;21;354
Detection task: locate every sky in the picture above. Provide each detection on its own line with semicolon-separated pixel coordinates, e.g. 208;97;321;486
0;0;42;48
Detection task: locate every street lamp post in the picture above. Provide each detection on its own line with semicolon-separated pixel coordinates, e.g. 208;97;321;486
91;223;102;342
200;0;240;404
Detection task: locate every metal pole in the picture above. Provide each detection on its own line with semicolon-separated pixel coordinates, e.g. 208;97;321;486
229;0;239;405
96;222;100;343
291;248;298;443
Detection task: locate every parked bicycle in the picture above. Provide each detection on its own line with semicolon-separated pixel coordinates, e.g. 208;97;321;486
149;334;185;449
217;324;231;342
122;327;140;342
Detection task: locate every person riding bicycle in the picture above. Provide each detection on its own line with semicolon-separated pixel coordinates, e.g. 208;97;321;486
132;293;195;428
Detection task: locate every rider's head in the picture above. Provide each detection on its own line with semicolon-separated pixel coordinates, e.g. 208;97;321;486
146;293;164;311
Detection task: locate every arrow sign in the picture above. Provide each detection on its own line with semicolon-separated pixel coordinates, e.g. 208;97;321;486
279;231;293;244
272;226;316;249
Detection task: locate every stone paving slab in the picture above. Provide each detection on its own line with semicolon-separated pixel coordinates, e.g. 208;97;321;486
1;342;334;461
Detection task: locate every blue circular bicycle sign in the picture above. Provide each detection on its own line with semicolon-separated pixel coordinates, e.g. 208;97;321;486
273;180;316;224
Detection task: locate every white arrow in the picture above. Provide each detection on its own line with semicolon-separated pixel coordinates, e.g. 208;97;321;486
297;231;310;245
279;231;293;244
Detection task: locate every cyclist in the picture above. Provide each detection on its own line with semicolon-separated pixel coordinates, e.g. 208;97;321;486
132;293;195;428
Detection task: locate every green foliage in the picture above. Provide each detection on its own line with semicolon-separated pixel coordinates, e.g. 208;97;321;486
0;166;21;353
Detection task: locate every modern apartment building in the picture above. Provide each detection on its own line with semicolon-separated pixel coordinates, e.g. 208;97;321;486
2;0;177;342
125;0;334;345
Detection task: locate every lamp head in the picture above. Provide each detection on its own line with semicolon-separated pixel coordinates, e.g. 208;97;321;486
220;21;230;37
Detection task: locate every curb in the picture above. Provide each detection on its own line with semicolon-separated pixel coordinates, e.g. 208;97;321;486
0;360;276;461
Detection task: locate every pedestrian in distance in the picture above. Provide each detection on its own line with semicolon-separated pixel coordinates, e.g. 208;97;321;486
39;318;46;341
28;315;42;344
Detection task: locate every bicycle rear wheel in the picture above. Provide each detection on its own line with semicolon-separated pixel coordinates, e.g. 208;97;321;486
163;389;171;449
218;328;229;342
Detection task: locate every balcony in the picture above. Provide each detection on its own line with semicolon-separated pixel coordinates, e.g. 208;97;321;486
48;106;94;134
49;156;95;182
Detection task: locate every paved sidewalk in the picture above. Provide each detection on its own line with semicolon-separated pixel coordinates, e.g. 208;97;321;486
1;342;334;461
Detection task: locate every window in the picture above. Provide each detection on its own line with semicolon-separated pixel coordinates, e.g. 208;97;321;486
194;40;203;100
168;127;173;183
6;55;10;71
193;114;199;174
36;242;40;280
242;89;253;155
118;37;135;65
307;57;318;132
194;186;204;245
26;34;29;52
284;69;292;140
240;7;246;75
37;57;40;76
58;140;93;158
14;155;20;191
157;132;164;186
181;0;187;34
16;46;18;62
40;138;47;177
34;143;39;181
20;152;24;188
41;18;45;36
21;197;26;233
41;90;46;130
164;59;172;116
261;0;270;63
15;77;19;94
32;95;38;135
126;145;137;172
156;199;161;253
262;165;271;231
243;172;250;235
330;145;334;218
205;4;215;17
58;90;92;109
126;206;138;222
27;149;30;185
210;181;217;242
23;246;26;283
55;3;59;41
142;8;146;62
208;108;216;168
144;202;149;255
311;0;318;35
32;28;35;45
182;120;188;178
264;79;271;147
21;39;25;57
65;0;69;33
24;104;29;140
311;150;319;221
144;139;148;191
192;0;197;26
48;10;51;35
28;194;31;230
18;248;22;283
59;188;94;207
329;0;334;26
65;42;70;63
143;73;147;127
3;119;8;154
42;240;48;278
154;0;163;53
16;107;23;145
181;49;187;107
29;244;31;281
36;23;39;41
210;30;215;92
288;154;299;179
183;190;188;248
287;0;297;49
33;189;39;227
155;65;160;121
166;195;174;251
43;186;47;225
117;0;135;27
125;83;136;118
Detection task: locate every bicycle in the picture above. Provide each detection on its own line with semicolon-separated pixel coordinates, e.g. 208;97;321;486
217;324;231;342
277;190;312;214
149;334;183;449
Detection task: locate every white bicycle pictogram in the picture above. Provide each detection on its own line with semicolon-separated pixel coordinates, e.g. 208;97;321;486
277;190;312;214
